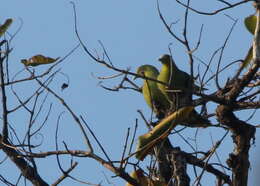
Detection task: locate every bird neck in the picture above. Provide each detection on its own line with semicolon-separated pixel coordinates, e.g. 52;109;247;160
161;61;178;77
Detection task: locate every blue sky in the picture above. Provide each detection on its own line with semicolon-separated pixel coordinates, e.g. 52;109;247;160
1;1;259;185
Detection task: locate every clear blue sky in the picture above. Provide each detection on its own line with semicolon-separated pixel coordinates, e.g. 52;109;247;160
1;1;259;185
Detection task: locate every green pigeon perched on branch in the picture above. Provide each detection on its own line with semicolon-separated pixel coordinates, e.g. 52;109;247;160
157;54;211;128
135;65;171;119
157;54;203;96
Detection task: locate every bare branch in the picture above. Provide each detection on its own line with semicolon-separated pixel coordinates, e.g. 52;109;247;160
175;0;252;15
52;162;78;186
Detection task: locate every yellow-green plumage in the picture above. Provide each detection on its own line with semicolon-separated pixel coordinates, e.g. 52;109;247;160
157;54;201;94
135;106;194;160
136;65;170;119
157;54;210;127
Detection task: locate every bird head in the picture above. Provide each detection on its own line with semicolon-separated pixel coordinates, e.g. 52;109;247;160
158;54;178;70
158;54;171;64
134;65;159;80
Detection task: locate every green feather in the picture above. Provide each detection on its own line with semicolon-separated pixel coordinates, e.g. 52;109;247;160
135;106;194;160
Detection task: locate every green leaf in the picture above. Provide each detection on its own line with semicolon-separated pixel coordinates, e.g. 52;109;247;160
244;15;256;35
21;55;60;67
242;15;256;69
0;18;13;37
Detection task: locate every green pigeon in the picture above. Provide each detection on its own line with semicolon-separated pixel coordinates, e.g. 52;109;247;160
157;54;210;127
157;54;204;95
135;65;171;119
